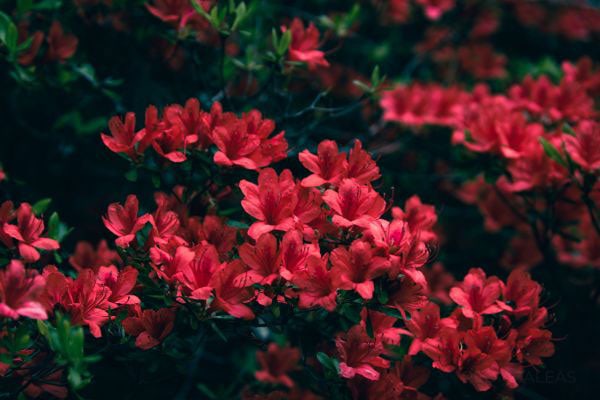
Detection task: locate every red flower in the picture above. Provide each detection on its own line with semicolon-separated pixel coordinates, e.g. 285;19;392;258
563;120;600;171
330;240;389;300
69;240;120;273
122;306;176;350
336;325;389;381
465;327;521;389
293;255;337;311
17;24;43;66
148;204;181;246
150;244;196;283
255;343;300;388
211;111;287;170
236;233;281;286
449;268;503;319
498;269;541;318
240;168;298;239
3;203;60;263
458;43;507;80
145;0;207;30
381;83;468;127
345;140;381;184
366;219;429;285
392;195;438;242
0;260;47;320
405;302;456;355
61;270;111;338
455;347;499;392
173;244;221;301
0;200;15;248
416;0;455;20
96;265;140;306
103;195;152;248
322;179;385;229
46;21;78;62
283;18;329;70
299;140;347;187
360;355;430;400
279;230;317;280
209;260;255;320
422;328;461;373
192;215;237;258
387;276;428;318
515;329;554;366
152;119;197;163
360;309;410;346
101;112;145;160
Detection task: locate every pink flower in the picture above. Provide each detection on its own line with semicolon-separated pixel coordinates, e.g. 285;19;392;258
449;268;503;319
240;168;298;239
0;260;47;320
3;203;59;263
122;306;176;350
102;195;152;248
255;343;300;388
322;179;386;229
283;18;329;70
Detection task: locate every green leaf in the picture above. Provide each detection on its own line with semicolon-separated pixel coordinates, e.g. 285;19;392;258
5;20;18;54
316;352;339;373
539;137;567;167
32;198;52;215
562;123;577;137
278;29;291;57
225;219;249;229
374;306;403;319
17;0;33;14
125;168;138;182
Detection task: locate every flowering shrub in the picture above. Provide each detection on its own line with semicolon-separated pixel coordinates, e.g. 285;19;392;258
1;0;598;399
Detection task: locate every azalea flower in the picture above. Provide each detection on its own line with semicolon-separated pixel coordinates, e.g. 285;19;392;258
283;18;329;70
122;306;176;350
3;203;60;263
102;195;152;248
255;343;300;388
240;168;298;239
336;325;389;381
0;260;47;320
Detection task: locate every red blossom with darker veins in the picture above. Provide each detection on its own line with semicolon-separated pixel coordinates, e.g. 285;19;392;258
283;18;329;70
292;255;338;312
3;203;60;263
0;260;47;320
145;0;211;30
381;83;469;128
96;265;140;307
122;306;176;350
208;260;255;320
299;140;347;187
323;179;386;229
563;120;600;172
101;112;145;160
240;168;298;239
449;267;503;319
102;195;152;248
336;325;390;381
405;302;456;356
330;240;389;300
46;21;78;62
255;343;301;388
69;240;120;273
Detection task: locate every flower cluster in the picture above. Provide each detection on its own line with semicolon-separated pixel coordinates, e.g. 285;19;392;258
382;57;600;271
0;94;557;398
101;99;288;169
